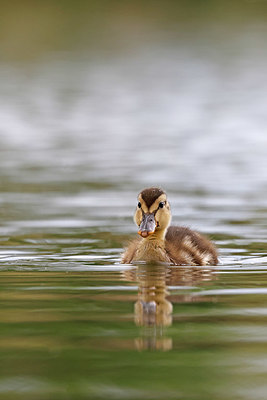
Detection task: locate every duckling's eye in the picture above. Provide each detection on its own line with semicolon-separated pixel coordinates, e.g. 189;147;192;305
159;202;165;208
138;202;141;208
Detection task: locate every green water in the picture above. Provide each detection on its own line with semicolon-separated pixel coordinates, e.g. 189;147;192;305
1;1;267;399
2;267;267;399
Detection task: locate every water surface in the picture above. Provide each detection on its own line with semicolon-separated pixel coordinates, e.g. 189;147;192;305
1;1;267;399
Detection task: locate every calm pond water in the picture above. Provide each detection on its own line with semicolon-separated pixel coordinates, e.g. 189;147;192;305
1;2;267;399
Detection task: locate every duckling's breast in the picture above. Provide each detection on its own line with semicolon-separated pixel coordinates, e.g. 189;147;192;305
133;239;171;263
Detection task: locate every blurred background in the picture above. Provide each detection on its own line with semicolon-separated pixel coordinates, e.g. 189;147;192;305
1;2;267;399
1;0;267;232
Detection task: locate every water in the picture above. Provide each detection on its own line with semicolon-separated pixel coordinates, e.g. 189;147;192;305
1;1;267;399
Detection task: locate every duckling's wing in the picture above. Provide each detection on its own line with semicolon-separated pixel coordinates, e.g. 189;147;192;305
165;226;218;266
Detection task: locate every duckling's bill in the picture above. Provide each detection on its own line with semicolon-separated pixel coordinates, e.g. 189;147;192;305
138;213;156;238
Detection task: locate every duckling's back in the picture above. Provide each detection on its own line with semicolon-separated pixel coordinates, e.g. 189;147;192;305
165;226;218;266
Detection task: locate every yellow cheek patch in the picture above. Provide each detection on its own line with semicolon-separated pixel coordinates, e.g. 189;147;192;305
134;209;142;225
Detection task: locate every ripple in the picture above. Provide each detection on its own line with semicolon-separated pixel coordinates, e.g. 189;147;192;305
195;288;267;296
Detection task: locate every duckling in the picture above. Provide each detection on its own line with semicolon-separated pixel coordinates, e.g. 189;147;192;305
121;187;218;266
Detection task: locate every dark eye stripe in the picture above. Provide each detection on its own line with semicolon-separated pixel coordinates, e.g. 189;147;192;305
153;201;166;215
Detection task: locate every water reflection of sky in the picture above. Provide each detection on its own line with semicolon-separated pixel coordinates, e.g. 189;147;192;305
0;1;267;250
1;41;267;188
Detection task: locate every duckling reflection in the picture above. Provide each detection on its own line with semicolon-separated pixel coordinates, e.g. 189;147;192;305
134;264;173;328
133;264;172;351
122;264;215;351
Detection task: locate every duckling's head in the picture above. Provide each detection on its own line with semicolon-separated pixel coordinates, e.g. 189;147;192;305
134;187;171;238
